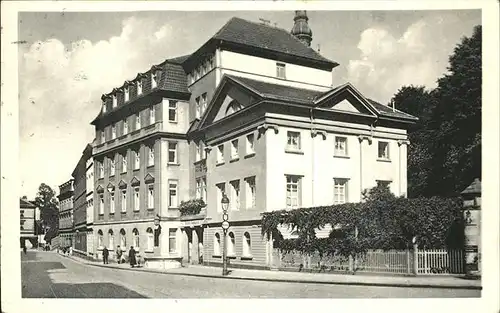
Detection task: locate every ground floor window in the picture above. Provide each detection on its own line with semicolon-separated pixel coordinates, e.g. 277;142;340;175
120;229;126;248
108;229;114;250
97;230;103;248
169;228;177;253
228;232;235;255
146;228;153;251
242;232;251;256
133;228;139;249
214;233;221;255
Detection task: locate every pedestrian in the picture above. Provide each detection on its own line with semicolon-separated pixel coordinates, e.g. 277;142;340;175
102;246;109;264
23;246;27;254
128;246;137;268
116;245;122;264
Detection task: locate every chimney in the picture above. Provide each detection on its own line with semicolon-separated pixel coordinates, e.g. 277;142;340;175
291;11;312;47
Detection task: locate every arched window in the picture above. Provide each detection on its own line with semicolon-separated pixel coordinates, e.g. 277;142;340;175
242;232;251;257
214;233;221;255
146;227;154;251
120;229;126;249
108;229;114;250
97;230;103;248
228;232;235;255
133;228;140;249
225;100;243;116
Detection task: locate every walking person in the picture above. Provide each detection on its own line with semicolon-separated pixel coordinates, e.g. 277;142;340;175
128;246;137;268
116;246;122;264
102;246;109;264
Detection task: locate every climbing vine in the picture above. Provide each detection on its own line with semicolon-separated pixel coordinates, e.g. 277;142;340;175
261;186;463;258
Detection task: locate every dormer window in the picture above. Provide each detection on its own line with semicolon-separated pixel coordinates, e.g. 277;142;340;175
111;124;116;139
137;80;143;95
124;87;129;102
112;94;117;108
136;113;141;130
208;56;214;70
150;106;155;124
102;101;107;113
151;71;159;89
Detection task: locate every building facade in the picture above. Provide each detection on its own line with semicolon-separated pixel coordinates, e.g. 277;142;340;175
72;144;93;257
86;145;95;257
58;179;74;249
20;198;37;248
88;11;416;268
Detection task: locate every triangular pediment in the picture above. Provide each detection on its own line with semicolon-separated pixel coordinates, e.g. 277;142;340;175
118;180;127;189
144;173;155;184
314;83;378;117
107;183;115;192
96;185;104;193
130;177;141;186
198;75;262;129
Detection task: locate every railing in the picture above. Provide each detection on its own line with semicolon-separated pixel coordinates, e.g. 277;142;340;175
272;248;464;275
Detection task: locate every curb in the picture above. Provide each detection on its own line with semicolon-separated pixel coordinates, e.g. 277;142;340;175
66;255;482;291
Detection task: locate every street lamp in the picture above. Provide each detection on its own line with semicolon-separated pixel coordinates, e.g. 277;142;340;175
221;193;230;276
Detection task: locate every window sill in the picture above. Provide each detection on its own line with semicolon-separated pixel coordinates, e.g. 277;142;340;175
213;255;222;259
216;162;225;167
168;207;178;210
377;158;392;163
133;168;140;172
334;154;350;159
167;163;180;167
244;152;255;159
147;164;154;168
168;120;178;124
285;149;304;155
121;211;127;215
241;256;253;261
229;157;239;163
145;250;154;254
227;255;237;260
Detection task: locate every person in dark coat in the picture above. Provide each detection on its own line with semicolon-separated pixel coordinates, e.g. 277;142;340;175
129;246;137;268
102;246;109;264
23;246;27;254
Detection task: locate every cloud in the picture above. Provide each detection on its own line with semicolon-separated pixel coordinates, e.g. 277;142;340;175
347;16;466;103
19;17;183;198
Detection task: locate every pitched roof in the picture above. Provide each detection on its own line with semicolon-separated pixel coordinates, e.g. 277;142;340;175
160;60;189;94
20;199;36;208
366;99;418;121
227;75;322;104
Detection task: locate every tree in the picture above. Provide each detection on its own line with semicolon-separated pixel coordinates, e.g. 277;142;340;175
33;183;59;242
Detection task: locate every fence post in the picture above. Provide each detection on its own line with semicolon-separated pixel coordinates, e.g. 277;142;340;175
406;248;411;275
348;254;354;273
412;237;418;276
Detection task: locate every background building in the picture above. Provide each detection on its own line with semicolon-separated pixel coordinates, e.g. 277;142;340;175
20;197;37;248
72;144;93;257
86;142;95;257
58;179;74;249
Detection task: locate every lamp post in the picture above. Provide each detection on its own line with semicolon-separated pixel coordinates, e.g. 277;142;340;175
221;193;230;276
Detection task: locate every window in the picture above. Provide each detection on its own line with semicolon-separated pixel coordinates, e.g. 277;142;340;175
123;119;128;135
169;181;178;208
169;228;177;253
134;187;140;211
99;194;104;215
230;180;240;210
335;136;348;156
146;228;153;251
111;124;116;139
133;228;139;249
209;56;214;70
120;229;126;248
196;177;207;201
228;232;235;255
168;142;177;164
150;106;155;125
151;71;159;89
195;97;201;119
98;230;103;248
201;93;207;114
121;190;127;212
245;177;256;209
135;113;141;130
100;130;105;144
137;80;143;95
112;95;117;108
196;179;202;200
276;63;286;79
216;183;225;212
217;144;224;164
168;101;177;122
98;161;104;178
246;134;255;155
122;154;127;173
231;140;239;159
242;232;251;257
148;185;154;209
214;233;221;255
103;102;107;113
108;229;114;250
134;150;140;170
333;178;348;204
110;158;115;176
148;146;154;166
110;191;115;214
124;87;129;102
378;141;390;160
286;175;301;209
287;131;301;151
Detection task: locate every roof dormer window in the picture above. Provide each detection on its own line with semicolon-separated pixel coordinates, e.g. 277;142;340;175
137;80;143;95
151;70;160;89
112;95;117;108
102;101;107;113
124;87;129;102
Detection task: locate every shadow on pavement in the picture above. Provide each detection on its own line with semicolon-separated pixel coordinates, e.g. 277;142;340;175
21;254;146;298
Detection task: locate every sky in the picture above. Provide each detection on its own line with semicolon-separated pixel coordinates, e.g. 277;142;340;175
17;9;481;199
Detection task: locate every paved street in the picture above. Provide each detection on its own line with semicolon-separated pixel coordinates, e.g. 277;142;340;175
22;251;480;298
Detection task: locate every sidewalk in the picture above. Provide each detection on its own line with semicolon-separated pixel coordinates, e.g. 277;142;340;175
64;253;481;290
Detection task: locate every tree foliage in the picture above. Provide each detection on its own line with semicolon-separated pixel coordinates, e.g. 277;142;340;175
33;183;59;241
261;186;463;258
390;25;481;197
179;199;206;216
